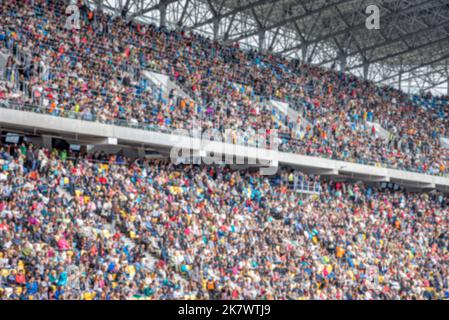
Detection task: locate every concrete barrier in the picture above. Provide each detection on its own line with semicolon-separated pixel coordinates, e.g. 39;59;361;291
0;107;448;192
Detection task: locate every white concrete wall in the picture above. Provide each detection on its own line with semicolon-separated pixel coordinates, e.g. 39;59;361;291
1;107;449;191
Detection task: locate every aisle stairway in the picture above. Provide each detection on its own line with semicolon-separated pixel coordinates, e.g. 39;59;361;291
365;121;391;141
270;99;311;132
142;70;193;102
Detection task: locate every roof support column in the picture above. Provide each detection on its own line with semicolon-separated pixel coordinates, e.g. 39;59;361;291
159;0;167;28
407;76;412;94
94;0;103;13
398;58;403;91
258;30;266;53
445;62;449;96
363;62;370;80
339;55;347;72
301;45;308;63
213;19;220;41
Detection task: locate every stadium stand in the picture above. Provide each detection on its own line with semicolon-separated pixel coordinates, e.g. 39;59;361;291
0;0;448;300
0;141;448;300
1;0;448;176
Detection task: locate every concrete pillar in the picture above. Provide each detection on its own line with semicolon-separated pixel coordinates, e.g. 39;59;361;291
258;30;265;53
213;19;220;41
339;55;347;72
159;1;167;28
95;0;103;13
42;135;53;149
137;148;146;158
447;76;449;96
363;63;370;80
301;45;308;63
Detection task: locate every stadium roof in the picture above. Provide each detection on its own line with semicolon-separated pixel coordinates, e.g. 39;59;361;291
92;0;449;95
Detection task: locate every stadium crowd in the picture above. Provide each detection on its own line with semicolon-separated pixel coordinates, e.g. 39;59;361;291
0;140;448;300
0;0;448;176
